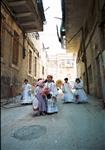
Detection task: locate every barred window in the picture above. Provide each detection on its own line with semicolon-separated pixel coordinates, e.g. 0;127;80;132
29;50;32;74
42;66;44;75
12;31;19;65
35;57;37;76
102;24;105;48
1;15;6;58
103;24;105;39
88;65;93;83
83;72;86;86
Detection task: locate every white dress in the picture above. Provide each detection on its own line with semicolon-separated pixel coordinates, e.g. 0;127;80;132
62;82;74;102
45;82;58;113
74;82;88;102
21;83;33;104
32;86;39;110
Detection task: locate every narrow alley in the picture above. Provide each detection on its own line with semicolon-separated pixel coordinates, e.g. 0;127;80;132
1;0;105;150
1;95;105;150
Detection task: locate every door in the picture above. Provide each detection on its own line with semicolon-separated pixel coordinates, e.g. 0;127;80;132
96;55;103;98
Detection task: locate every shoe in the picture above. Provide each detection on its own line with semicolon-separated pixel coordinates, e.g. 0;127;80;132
41;112;46;116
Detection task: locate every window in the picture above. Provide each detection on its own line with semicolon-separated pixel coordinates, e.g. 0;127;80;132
65;59;74;68
67;59;70;64
102;24;105;47
42;66;44;75
100;8;105;48
87;0;96;32
12;31;19;65
1;15;6;58
29;50;32;74
34;57;37;76
83;72;86;86
84;21;89;39
88;65;93;83
32;32;39;40
61;61;65;67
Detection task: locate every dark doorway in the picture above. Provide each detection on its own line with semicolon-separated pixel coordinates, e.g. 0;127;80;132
96;56;103;98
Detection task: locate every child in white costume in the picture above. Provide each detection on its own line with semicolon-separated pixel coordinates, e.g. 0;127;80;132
21;79;33;104
62;78;74;103
44;75;58;113
74;78;88;103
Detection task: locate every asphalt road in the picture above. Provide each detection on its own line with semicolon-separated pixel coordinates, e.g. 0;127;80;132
1;95;105;150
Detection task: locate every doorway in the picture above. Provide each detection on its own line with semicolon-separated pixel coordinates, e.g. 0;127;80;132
96;55;103;98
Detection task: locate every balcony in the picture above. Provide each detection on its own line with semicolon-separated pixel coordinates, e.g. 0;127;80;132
62;0;92;52
2;0;45;32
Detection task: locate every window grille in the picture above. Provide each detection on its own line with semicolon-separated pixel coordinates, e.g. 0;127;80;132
12;31;19;65
29;50;32;74
1;15;6;58
35;57;37;76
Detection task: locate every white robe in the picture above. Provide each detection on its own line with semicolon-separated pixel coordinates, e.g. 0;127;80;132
32;86;39;110
21;83;33;104
74;81;88;102
62;82;74;102
45;82;58;113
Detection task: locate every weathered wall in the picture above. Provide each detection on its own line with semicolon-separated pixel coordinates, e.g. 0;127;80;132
76;1;105;99
1;5;41;99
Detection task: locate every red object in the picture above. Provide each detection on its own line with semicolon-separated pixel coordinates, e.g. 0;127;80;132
41;87;50;95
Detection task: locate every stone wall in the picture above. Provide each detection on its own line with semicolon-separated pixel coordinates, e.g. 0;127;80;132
76;2;105;99
1;5;40;99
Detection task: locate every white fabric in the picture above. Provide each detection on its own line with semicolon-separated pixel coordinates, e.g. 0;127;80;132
45;82;58;113
74;82;88;102
32;97;38;110
62;82;74;102
34;86;39;96
21;83;33;104
57;88;64;100
47;98;58;113
45;82;58;97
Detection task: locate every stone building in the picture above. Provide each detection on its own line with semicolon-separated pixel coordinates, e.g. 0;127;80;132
27;33;48;80
47;53;76;82
76;1;105;99
1;0;45;98
61;0;105;100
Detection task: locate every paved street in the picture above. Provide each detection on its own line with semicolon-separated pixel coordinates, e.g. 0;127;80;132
1;95;105;150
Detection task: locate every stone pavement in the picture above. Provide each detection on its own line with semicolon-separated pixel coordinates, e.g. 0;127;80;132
1;95;105;150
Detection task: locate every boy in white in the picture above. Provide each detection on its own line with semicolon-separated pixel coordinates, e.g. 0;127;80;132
21;79;33;104
44;75;58;113
62;78;74;103
74;78;88;103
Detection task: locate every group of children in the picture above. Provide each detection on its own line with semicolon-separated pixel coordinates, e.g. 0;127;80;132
21;75;58;116
21;76;88;116
62;77;88;104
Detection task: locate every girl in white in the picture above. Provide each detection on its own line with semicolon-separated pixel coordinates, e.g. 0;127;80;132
74;78;88;103
62;78;74;103
21;79;33;104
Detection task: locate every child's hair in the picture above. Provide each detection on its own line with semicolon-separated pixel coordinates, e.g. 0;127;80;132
37;78;42;81
24;79;28;82
75;78;80;83
64;78;68;81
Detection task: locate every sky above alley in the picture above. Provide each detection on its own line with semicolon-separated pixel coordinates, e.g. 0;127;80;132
40;0;66;55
